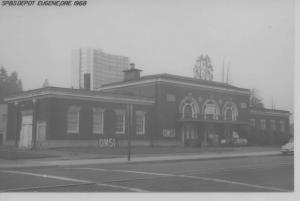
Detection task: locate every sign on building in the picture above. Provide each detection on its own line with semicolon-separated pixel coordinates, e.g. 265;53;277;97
98;137;117;148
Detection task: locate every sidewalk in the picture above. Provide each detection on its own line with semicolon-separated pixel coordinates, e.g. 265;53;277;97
0;146;282;169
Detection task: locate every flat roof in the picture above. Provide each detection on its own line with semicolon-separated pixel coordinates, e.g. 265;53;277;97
4;87;154;106
250;107;290;117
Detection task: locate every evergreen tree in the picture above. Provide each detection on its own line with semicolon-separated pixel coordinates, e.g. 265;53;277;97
250;89;264;108
0;66;8;83
0;66;23;103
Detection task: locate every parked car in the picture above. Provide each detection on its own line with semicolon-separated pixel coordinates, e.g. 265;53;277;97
233;138;248;146
281;138;294;155
220;138;230;146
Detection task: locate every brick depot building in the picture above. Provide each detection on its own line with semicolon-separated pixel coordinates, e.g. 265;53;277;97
4;67;290;149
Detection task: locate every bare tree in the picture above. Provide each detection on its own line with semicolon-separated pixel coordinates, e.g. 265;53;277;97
250;89;264;108
43;79;49;87
193;54;214;81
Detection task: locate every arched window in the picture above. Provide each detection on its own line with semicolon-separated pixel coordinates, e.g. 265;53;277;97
222;101;238;121
225;108;233;121
179;96;200;119
202;99;220;120
183;104;193;119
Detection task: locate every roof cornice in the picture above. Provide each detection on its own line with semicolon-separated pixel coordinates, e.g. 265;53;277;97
98;78;250;96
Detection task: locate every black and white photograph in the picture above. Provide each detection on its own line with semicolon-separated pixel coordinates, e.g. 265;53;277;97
0;0;297;200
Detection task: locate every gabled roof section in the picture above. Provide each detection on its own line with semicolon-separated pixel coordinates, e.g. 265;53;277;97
4;87;154;105
143;74;248;90
99;73;250;95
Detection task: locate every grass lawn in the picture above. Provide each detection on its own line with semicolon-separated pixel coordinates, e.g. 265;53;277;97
0;148;57;160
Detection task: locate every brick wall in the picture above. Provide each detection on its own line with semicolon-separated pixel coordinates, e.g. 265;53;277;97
7;97;153;143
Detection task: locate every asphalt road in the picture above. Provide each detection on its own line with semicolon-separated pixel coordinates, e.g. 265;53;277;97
0;155;293;192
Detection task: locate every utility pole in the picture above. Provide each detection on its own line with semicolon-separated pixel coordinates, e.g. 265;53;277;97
14;101;19;148
226;64;229;84
222;59;225;83
32;98;38;150
271;97;274;110
271;97;276;110
226;62;231;84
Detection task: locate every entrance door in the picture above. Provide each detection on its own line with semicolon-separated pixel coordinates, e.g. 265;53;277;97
18;115;33;149
36;121;47;148
182;125;198;146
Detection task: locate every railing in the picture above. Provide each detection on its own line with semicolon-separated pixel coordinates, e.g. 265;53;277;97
178;113;238;122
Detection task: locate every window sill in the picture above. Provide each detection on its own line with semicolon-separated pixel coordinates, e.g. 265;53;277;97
67;132;79;134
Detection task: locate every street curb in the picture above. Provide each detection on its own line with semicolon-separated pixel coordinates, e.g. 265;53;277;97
121;152;283;164
125;153;284;165
0;151;283;169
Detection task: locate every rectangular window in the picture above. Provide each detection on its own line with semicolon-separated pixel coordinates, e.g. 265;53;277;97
270;120;276;130
280;120;285;132
250;118;256;127
115;110;125;134
93;108;104;134
67;106;80;134
136;111;146;135
260;119;266;130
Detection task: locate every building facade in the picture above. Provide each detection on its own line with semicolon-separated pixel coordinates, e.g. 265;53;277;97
99;73;252;146
5;87;154;148
248;108;290;145
71;48;130;90
5;68;291;149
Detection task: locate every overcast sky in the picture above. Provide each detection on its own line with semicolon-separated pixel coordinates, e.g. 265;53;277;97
0;0;294;115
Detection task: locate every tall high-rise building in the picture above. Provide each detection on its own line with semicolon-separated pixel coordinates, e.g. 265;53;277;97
71;48;130;90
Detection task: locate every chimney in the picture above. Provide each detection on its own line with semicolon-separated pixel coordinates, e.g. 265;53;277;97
123;63;142;81
83;73;91;90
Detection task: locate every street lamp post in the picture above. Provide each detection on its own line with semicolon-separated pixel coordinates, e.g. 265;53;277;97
127;103;133;161
32;98;37;150
14;101;19;148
